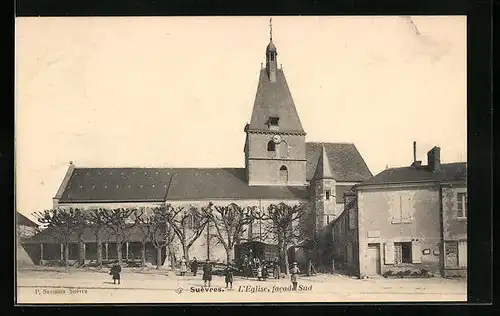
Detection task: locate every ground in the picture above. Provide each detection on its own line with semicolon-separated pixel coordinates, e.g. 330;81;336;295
16;267;467;304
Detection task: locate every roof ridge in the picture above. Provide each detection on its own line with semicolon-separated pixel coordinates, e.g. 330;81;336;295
306;141;355;145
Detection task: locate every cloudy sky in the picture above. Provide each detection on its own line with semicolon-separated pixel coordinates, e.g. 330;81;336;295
15;16;466;219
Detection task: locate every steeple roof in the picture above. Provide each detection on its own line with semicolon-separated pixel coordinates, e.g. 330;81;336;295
313;144;335;180
248;68;305;134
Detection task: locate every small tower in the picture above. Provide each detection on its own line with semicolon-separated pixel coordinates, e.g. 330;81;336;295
312;144;337;232
266;17;278;83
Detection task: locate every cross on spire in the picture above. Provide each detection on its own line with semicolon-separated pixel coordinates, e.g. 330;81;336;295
269;17;273;41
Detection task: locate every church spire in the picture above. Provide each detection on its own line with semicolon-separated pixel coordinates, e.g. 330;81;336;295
269;17;273;42
266;17;278;82
314;143;335;180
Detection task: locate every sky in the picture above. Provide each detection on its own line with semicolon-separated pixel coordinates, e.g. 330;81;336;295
15;16;467;220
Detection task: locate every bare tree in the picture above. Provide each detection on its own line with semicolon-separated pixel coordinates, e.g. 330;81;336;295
166;204;209;261
86;209;108;268
33;208;87;272
135;212;153;268
101;208;140;266
149;206;176;269
205;203;254;264
254;202;307;275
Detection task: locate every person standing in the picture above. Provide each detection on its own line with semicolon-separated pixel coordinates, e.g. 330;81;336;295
262;261;268;281
202;259;212;287
290;262;300;291
179;257;187;276
191;257;199;276
257;264;262;281
109;264;121;285
273;257;280;279
224;263;235;289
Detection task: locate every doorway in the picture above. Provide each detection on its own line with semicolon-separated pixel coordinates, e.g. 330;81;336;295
366;243;381;276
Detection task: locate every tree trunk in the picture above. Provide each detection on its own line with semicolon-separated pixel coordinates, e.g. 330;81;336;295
284;244;290;276
78;235;85;266
64;242;70;273
225;245;233;264
117;241;123;266
141;242;146;268
96;233;103;269
156;247;162;269
182;243;189;261
168;243;176;269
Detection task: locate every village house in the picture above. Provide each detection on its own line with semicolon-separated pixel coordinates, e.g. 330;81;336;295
22;21;372;270
330;143;467;278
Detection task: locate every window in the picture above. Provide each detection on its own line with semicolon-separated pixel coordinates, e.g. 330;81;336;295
279;166;288;183
445;241;459;267
391;195;414;224
445;240;467;268
394;242;412;264
269;117;279;127
267;141;275;152
326;190;331;200
457;192;467;218
326;215;330;225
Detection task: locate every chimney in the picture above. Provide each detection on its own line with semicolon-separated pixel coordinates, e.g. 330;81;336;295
427;146;441;172
413;141;417;163
410;141;422;168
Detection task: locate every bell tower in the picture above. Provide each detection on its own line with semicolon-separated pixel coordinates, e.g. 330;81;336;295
244;18;307;187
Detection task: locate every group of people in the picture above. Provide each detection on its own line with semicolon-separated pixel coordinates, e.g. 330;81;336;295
179;257;215;287
109;254;302;291
179;256;236;289
242;255;281;280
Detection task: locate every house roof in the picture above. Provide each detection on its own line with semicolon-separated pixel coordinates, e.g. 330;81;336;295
248;68;305;134
16;212;38;227
306;142;373;182
58;167;310;203
59;168;173;202
359;162;467;186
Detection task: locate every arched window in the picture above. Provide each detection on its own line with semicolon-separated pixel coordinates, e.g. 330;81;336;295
278;141;288;158
279;165;288;183
267;141;275;152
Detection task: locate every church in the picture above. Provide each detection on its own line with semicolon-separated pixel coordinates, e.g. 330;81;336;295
25;21;372;269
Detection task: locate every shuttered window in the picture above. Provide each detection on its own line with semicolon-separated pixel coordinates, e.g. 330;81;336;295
458;240;467;267
394;242;412;264
391;195;414;224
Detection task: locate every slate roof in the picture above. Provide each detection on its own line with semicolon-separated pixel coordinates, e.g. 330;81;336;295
16;212;38;227
359;162;467;186
59;168;173;202
313;144;335;180
58;167;310;203
248;68;305;134
306;142;373;182
166;168;309;200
